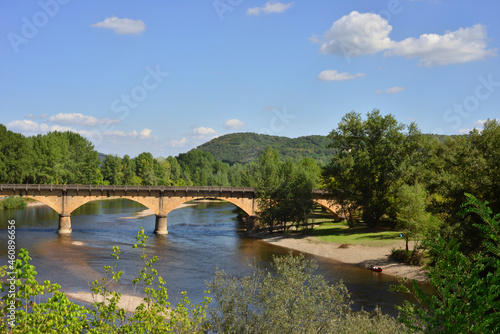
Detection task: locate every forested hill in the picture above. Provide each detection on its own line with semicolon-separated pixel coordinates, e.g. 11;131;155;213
197;132;333;165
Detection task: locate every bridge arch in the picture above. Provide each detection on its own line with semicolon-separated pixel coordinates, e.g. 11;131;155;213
21;196;62;215
312;199;342;221
161;196;254;217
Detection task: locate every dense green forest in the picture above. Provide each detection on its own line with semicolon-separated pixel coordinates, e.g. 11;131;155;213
197;132;334;165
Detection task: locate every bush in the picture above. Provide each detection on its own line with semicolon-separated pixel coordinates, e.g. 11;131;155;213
207;252;406;334
392;195;500;333
390;249;424;266
0;196;26;210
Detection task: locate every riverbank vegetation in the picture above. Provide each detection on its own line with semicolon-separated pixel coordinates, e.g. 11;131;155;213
2;195;498;332
0;197;26;210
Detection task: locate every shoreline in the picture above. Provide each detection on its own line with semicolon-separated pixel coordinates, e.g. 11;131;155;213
252;233;428;282
25;199;426;281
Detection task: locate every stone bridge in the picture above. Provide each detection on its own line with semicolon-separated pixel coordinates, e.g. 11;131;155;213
0;184;340;234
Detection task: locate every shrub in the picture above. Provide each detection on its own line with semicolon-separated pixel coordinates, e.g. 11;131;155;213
339;243;351;249
390;248;424;266
207;251;406;334
0;196;26;210
392;194;500;333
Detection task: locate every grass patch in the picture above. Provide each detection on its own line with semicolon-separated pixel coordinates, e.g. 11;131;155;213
313;222;403;247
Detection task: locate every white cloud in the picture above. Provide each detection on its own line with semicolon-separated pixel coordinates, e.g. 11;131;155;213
317;69;365;81
192;127;217;136
49;113;121;127
50;125;75;132
473;119;488;127
91;16;146;35
139;128;153;139
247;1;294;15
317;11;394;56
376;86;405;94
386;86;405;94
314;11;497;66
167;138;188;148
223;119;246;130
7;120;39;132
385;24;497;66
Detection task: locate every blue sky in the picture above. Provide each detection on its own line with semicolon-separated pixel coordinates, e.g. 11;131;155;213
1;0;499;157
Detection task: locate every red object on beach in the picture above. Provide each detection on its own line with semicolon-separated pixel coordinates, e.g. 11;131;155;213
370;265;383;272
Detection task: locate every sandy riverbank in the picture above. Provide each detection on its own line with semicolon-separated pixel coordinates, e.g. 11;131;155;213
66;291;146;314
256;234;428;282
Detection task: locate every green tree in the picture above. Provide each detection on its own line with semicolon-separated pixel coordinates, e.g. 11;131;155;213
134;152;158;185
121;154;136;185
155;156;172;185
323;110;422;226
253;146;283;231
101;155;123;185
166;156;182;185
469;119;500;213
0;125;31;184
393;183;441;254
393;194;500;333
207;252;406;334
27;131;102;184
64;131;103;184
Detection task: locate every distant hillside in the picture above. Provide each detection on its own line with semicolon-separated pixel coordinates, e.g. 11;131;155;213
197;132;334;165
98;152;108;164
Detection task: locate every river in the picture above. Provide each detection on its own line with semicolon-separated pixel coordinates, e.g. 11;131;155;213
0;199;424;317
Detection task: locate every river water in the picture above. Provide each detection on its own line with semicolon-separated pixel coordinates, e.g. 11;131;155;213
0;199;425;317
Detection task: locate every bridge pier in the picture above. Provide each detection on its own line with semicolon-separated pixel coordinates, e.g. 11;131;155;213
58;214;72;234
154;215;168;235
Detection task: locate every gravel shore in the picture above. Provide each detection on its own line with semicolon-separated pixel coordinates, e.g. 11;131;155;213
257;234;428;282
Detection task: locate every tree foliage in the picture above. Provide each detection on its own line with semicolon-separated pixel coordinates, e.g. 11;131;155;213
392;194;500;333
207;252;407;334
198;132;334;165
323;110;422;226
249;147;318;232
